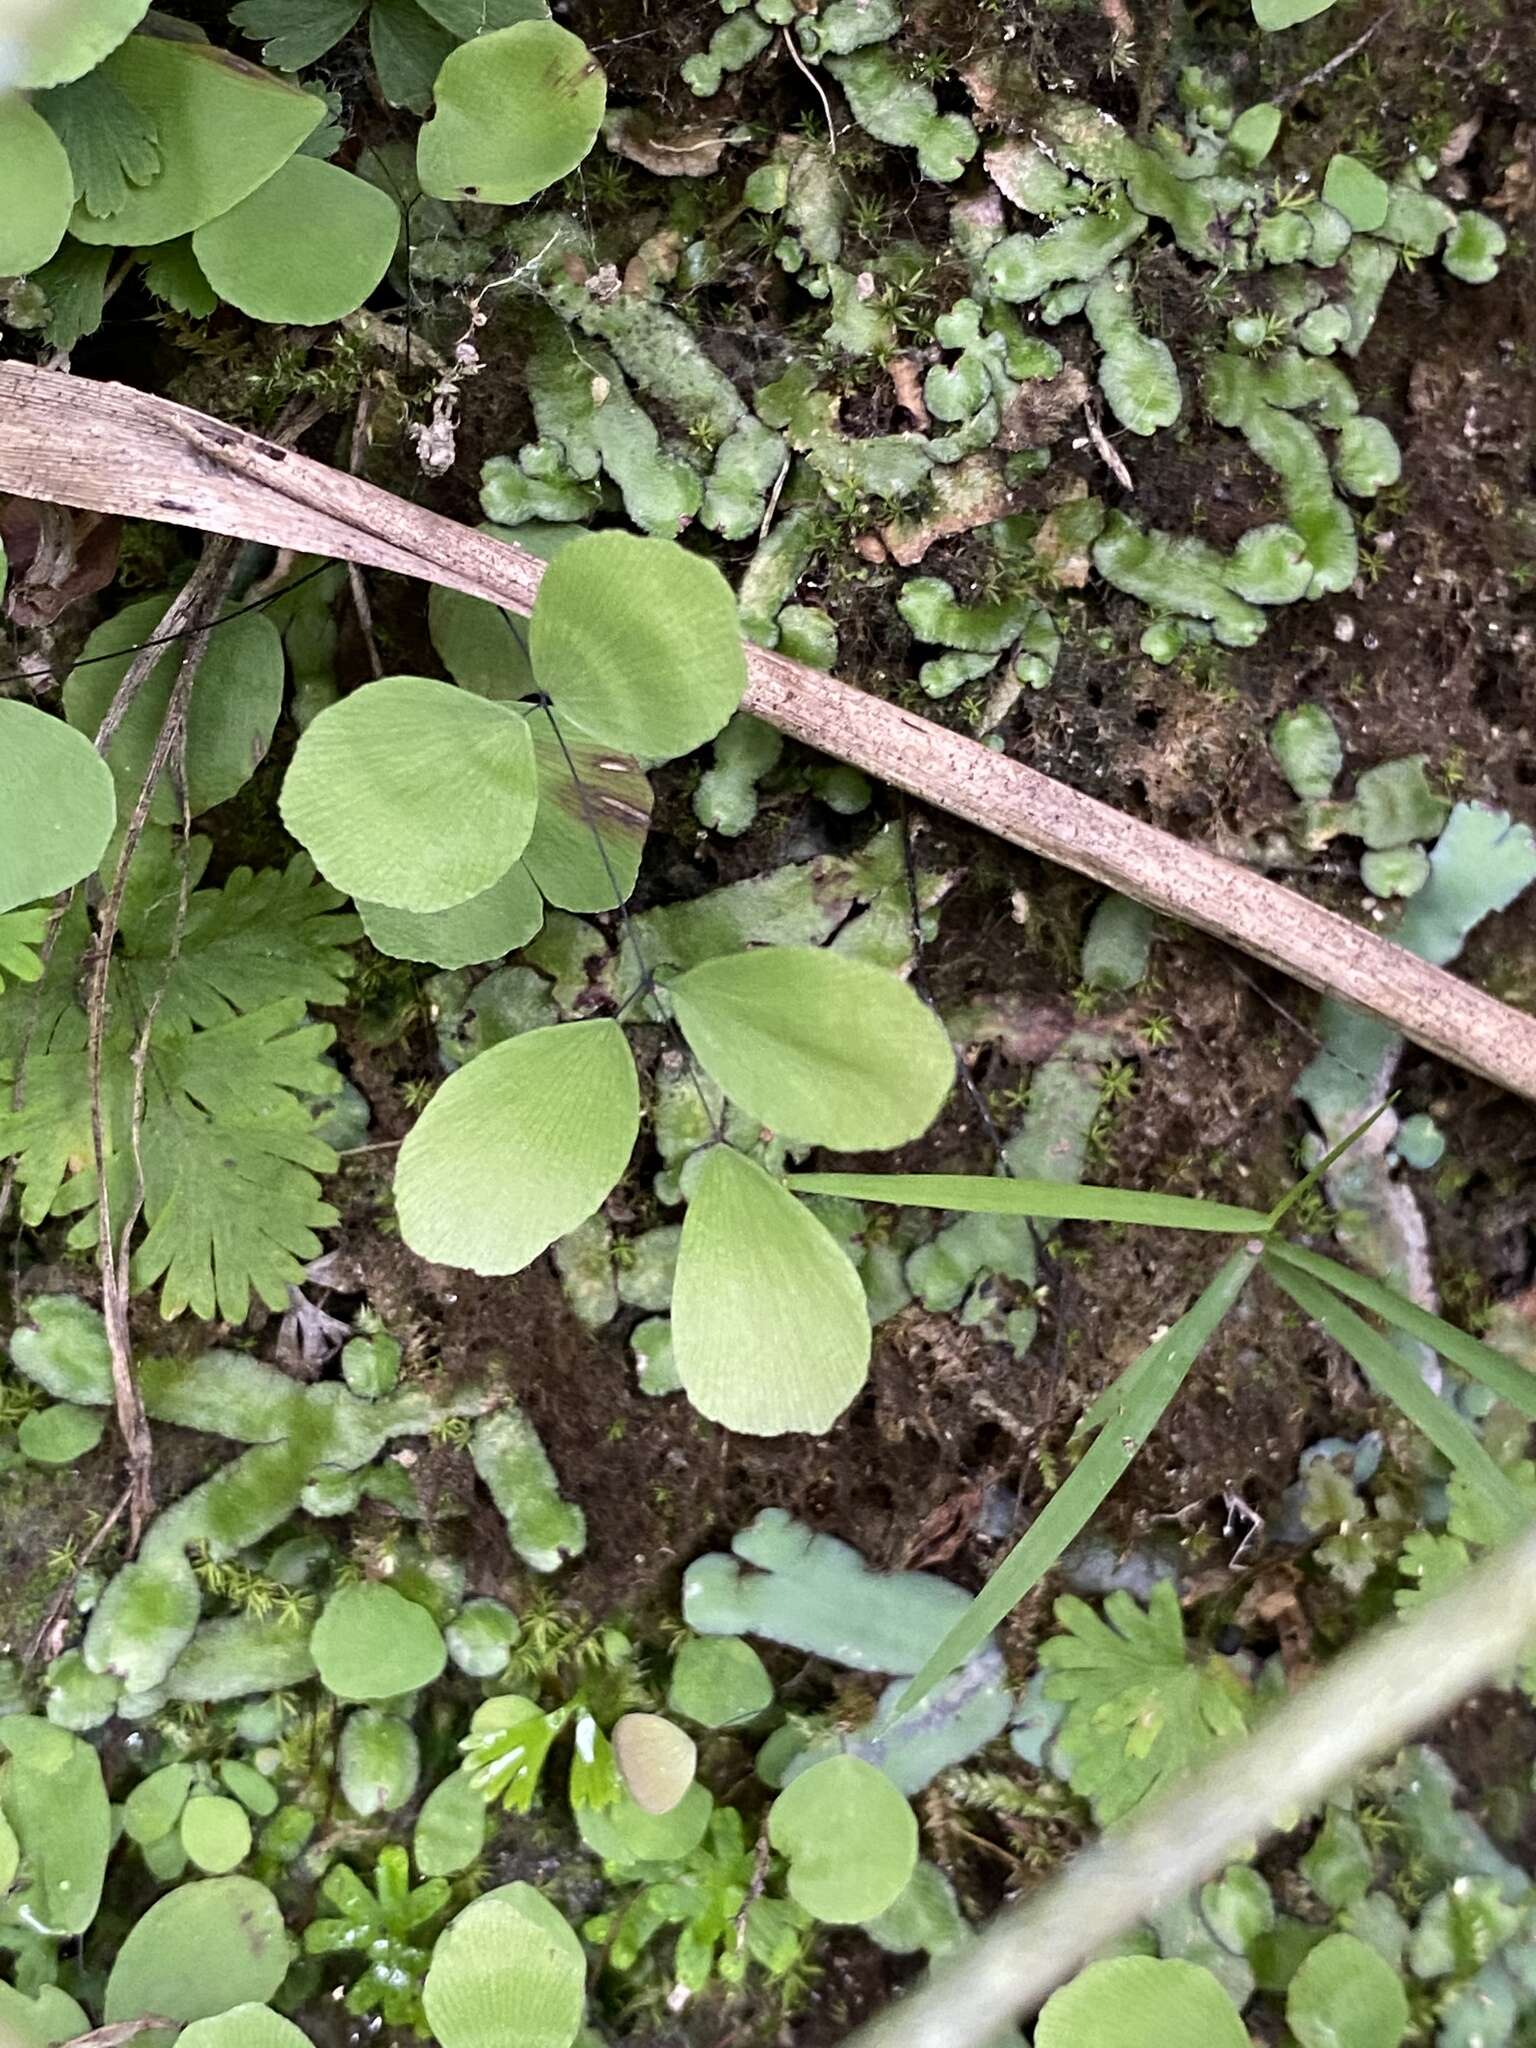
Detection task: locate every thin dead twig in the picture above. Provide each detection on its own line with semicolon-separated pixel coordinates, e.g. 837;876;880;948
846;1521;1536;2048
2;365;1534;1104
348;390;384;677
1277;4;1397;103
86;536;240;1544
65;2019;178;2048
27;1483;134;1662
782;28;838;154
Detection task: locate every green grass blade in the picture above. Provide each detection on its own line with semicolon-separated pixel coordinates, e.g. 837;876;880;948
891;1247;1261;1718
1267;1259;1531;1535
1266;1241;1536;1423
784;1174;1269;1235
1262;1100;1392;1233
1070;1318;1183;1448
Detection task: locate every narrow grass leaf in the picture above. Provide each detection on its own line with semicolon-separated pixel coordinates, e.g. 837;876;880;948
1262;1100;1391;1233
672;1146;870;1435
1267;1240;1536;1422
786;1172;1269;1235
894;1247;1260;1715
1269;1260;1531;1535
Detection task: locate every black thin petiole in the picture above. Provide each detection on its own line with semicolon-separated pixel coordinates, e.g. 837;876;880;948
0;560;334;692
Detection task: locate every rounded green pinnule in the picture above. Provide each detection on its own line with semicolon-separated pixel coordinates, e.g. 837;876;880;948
668;1635;774;1728
0;0;150;87
528;532;747;763
1037;1956;1250;2047
1252;0;1335;25
417;21;605;206
1228;102;1282;166
523;709;653;914
63;594;284;821
616;1776;723;1864
1395;1111;1444;1169
1287;1933;1408;2048
358;861;544;969
577;1778;713;1867
218;1759;279;1818
0;703;117;915
768;1756;917;1924
864;1860;969;1957
672;1145;870;1435
414;1769;489;1878
69;36;324;246
180;1794;253;1875
0;1981;89;2048
17;1402;105;1466
192;156;399;324
105;1877;290;2029
422;1884;586;2048
309;1582;446;1702
0;97;73;275
395;1019;639;1277
426;528;577;701
1081;893;1153;994
279;674;537;914
123;1761;196;1846
178;2006;310;2048
610;1713;697;1816
429;586;532;702
445;1598;522;1679
668;947;954;1151
1201;1863;1274;1953
338;1709;420;1817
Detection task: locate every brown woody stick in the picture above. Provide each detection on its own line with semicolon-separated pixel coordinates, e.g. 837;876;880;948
846;1519;1536;2048
3;362;1534;1102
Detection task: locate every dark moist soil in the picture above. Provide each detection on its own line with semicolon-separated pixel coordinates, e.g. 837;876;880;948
9;0;1536;2036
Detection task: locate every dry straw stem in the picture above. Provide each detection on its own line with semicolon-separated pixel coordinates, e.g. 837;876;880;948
846;1519;1536;2048
2;363;1535;1103
88;536;242;1541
